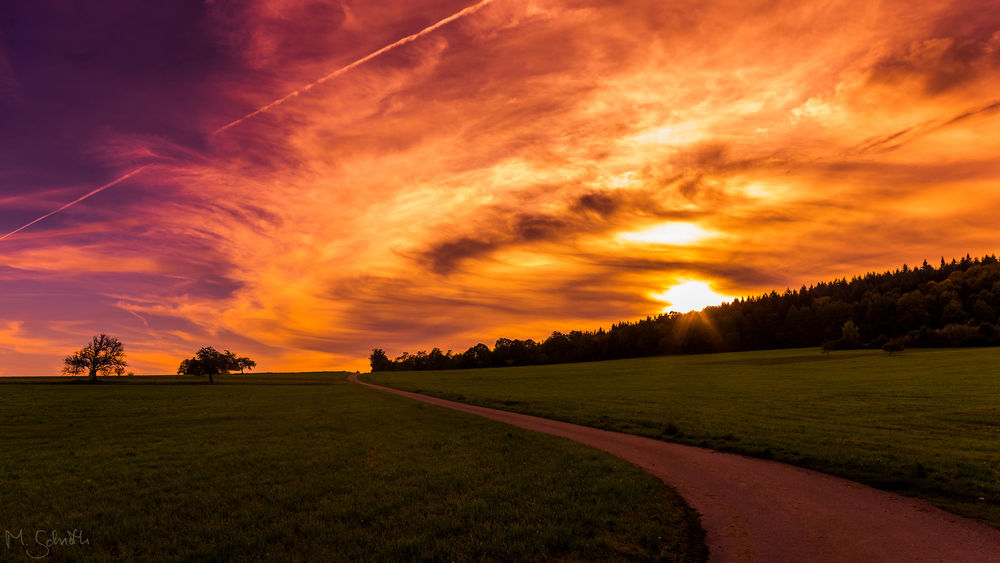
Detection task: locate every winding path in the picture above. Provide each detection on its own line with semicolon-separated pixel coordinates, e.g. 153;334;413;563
348;374;1000;562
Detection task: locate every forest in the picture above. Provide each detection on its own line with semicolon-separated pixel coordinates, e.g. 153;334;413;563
370;254;1000;371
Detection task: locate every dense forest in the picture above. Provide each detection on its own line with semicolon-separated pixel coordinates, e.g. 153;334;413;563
370;254;1000;371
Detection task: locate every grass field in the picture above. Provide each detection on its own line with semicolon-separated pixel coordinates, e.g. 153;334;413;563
0;373;704;561
368;347;1000;527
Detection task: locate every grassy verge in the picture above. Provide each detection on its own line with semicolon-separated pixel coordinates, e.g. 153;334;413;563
0;373;704;561
368;347;1000;527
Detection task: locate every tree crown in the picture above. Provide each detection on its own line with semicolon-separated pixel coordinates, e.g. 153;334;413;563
63;334;127;379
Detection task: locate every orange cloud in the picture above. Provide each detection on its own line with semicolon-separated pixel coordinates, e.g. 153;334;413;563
4;0;1000;373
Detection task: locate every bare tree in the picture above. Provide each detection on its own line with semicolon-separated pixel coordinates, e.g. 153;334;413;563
63;334;127;382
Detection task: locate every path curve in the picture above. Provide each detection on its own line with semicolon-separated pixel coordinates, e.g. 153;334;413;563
349;374;1000;562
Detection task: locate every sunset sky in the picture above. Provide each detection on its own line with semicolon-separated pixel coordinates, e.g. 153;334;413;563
2;0;999;375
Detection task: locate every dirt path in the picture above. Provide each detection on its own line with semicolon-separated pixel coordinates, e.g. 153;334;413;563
349;374;1000;562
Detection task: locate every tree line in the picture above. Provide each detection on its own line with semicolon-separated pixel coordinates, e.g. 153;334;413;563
371;253;1000;371
62;337;255;383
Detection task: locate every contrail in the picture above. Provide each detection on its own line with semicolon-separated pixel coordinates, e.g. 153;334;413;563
2;2;495;241
215;0;496;134
0;166;147;241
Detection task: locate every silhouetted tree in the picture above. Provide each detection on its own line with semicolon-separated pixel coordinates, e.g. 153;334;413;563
177;358;199;376
462;343;492;368
178;347;251;383
237;357;256;374
369;349;392;372
62;334;127;381
425;348;449;370
223;349;240;373
541;331;574;363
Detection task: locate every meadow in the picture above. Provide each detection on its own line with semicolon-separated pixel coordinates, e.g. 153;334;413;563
0;373;704;562
368;347;1000;527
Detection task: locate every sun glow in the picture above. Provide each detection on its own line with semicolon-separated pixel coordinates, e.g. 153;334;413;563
651;281;730;313
618;222;711;245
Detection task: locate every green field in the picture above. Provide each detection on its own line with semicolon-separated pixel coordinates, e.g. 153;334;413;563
0;374;704;561
368;347;1000;527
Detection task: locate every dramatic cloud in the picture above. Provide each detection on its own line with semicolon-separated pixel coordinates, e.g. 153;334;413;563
2;0;999;374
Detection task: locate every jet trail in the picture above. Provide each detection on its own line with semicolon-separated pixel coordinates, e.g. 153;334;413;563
0;166;147;241
215;0;496;134
3;2;496;241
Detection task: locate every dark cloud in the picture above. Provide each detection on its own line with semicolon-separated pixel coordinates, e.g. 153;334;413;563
865;5;1000;96
676;174;704;199
593;256;788;290
927;0;1000;46
419;185;711;276
574;192;619;216
514;214;567;241
868;44;984;95
673;142;780;174
424;237;499;275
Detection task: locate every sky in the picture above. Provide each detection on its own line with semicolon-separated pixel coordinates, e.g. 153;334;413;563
2;0;999;375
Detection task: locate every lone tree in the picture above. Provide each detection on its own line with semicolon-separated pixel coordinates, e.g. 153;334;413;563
178;347;255;383
63;334;127;382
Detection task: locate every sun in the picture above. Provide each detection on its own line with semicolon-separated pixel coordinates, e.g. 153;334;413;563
618;222;712;245
651;280;730;313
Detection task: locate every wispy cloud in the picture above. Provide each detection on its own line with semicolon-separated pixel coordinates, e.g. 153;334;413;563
3;0;1000;373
